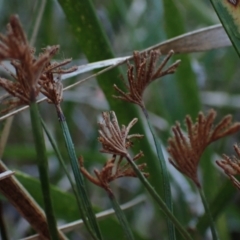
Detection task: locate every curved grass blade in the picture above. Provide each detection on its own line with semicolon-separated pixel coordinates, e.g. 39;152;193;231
108;192;135;240
56;106;102;240
197;180;236;233
142;109;175;239
210;0;240;57
29;102;60;240
198;187;218;240
125;154;192;240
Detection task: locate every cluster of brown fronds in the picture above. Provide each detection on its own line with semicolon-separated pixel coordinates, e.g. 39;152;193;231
80;111;148;192
98;111;144;157
0;15;76;113
167;109;240;187
216;145;240;190
80;153;148;192
113;50;180;109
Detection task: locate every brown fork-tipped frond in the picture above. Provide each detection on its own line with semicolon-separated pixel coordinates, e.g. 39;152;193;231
98;111;143;157
79;154;148;192
39;60;77;105
113;50;180;108
168;109;240;187
0;15;76;112
0;16;61;107
216;144;240;190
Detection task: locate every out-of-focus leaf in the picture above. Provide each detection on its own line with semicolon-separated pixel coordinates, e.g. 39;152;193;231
210;0;240;57
162;0;201;120
15;171;80;222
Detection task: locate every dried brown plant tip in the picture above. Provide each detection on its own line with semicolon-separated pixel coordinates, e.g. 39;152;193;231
0;16;59;105
168;109;240;187
113;50;180;108
79;154;149;192
216;144;240;190
39;59;77;105
0;15;77;112
98;111;143;157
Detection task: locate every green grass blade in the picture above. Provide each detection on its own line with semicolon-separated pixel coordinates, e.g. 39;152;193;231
125;154;192;240
29;102;59;240
40;118;84;216
210;0;240;57
197;180;236;233
108;192;135;240
57;106;102;240
143;110;175;239
198;187;218;240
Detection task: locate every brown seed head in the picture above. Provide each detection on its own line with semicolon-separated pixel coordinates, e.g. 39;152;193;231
79;153;148;192
168;109;240;187
216;144;240;190
0;15;77;113
113;50;180;109
98;111;143;157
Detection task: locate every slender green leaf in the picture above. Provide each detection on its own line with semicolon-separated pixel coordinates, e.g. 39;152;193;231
108;192;135;240
197;180;236;233
57;106;102;240
29;102;59;240
210;0;240;57
143;111;175;239
198;187;218;240
125;154;192;240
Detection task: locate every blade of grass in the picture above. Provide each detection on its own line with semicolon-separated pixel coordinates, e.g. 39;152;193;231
29;102;60;240
210;0;240;57
40;118;82;213
142;109;175;239
56;105;102;240
197;179;236;233
198;187;218;240
125;154;192;240
108;191;135;240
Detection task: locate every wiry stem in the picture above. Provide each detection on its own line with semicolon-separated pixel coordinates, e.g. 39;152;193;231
125;154;192;240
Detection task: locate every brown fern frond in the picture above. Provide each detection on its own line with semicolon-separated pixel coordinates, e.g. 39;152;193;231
113;50;180;109
168;109;240;187
216;144;240;190
98;111;143;157
0;15;76;112
79;153;148;192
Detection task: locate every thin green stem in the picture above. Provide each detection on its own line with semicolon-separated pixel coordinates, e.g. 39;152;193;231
108;190;135;240
125;154;192;240
41;118;83;212
56;105;102;240
29;102;59;240
198;187;218;240
142;107;175;239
